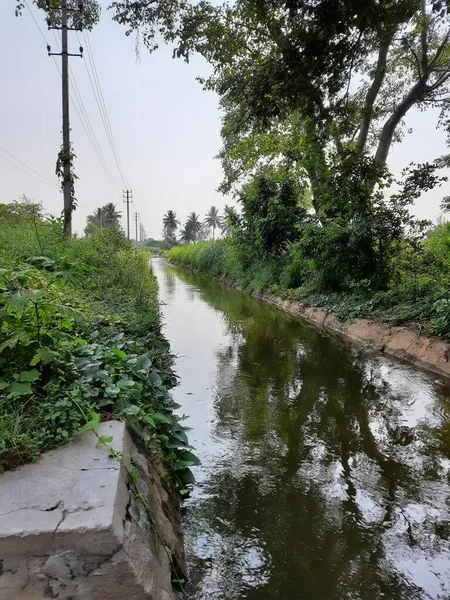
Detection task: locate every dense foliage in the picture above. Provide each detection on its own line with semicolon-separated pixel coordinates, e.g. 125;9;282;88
166;218;450;337
112;0;450;339
0;201;197;489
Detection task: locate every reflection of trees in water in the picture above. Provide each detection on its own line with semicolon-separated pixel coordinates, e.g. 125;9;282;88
172;265;450;599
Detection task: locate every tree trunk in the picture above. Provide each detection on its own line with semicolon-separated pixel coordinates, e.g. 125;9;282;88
355;38;392;154
374;81;426;165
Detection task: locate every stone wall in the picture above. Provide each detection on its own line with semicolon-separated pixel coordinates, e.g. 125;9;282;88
0;421;186;600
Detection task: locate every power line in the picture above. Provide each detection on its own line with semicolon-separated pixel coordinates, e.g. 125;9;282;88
25;1;123;199
0;146;93;216
80;31;130;190
0;145;59;189
51;31;122;196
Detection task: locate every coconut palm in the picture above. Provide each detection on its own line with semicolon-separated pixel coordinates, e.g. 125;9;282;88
163;210;180;237
204;206;221;240
84;203;122;236
180;212;202;244
102;203;122;229
220;205;238;237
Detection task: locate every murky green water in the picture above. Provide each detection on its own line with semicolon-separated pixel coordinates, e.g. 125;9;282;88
152;257;450;600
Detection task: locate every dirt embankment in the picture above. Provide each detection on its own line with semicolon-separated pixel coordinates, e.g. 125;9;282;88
257;292;450;380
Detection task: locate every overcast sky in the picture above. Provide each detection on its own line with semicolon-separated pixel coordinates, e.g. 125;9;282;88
1;1;449;237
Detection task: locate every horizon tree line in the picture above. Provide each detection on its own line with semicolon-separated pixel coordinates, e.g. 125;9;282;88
162;205;238;244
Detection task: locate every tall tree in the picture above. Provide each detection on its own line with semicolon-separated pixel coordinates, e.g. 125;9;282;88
163;210;181;237
180;212;202;243
110;0;450;217
84;203;121;236
15;0;100;29
102;202;122;228
220;205;238;237
204;206;221;240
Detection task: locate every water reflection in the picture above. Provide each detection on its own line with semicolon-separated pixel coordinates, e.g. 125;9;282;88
152;258;450;600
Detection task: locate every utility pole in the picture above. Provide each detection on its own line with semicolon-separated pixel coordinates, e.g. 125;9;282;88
133;212;139;246
123;190;133;240
61;0;71;236
47;1;84;237
139;222;146;248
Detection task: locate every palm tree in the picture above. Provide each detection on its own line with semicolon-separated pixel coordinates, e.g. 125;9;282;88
84;207;104;236
162;210;180;237
84;203;122;236
102;202;122;229
220;205;238;237
180;212;202;243
204;206;221;240
186;212;202;243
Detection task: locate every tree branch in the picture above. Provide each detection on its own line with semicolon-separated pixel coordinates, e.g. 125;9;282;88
355;36;393;154
420;0;429;75
375;80;427;164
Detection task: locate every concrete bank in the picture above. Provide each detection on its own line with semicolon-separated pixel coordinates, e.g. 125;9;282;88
0;421;186;600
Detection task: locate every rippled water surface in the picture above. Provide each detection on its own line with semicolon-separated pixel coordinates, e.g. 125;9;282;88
152;257;450;600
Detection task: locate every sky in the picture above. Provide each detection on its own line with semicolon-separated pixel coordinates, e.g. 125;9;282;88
1;0;450;238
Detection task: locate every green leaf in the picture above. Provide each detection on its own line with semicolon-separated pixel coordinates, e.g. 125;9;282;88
57;317;73;331
177;468;196;486
10;382;32;397
173;428;189;445
105;385;120;396
142;415;156;428
0;380;10;390
148;371;163;387
152;412;174;425
176;450;201;466
129;469;138;485
31;347;58;365
123;404;140;416
96;435;113;447
112;348;126;360
78;413;100;433
174;460;197;470
19;369;40;383
135;354;152;372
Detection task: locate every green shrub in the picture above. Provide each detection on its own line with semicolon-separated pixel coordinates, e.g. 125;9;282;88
0;207;196;488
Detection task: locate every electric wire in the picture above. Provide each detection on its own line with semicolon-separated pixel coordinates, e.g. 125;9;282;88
50;31;123;196
24;0;122;197
80;31;130;190
0;145;59;189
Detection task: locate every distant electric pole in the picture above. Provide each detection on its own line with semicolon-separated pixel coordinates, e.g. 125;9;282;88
47;0;84;237
123;190;133;239
133;212;139;246
139;222;146;248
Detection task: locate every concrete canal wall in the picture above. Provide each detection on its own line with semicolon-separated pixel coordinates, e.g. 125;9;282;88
0;421;186;600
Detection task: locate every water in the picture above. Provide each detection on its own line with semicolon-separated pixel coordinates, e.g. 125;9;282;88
152;257;450;600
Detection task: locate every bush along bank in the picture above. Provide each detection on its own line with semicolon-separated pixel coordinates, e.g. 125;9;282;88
0;201;198;495
165;221;450;344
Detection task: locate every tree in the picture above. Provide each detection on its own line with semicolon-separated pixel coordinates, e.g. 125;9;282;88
102;202;122;228
180;212;202;243
220;205;239;237
84;203;122;236
110;0;450;216
15;0;100;30
162;210;181;238
204;206;221;240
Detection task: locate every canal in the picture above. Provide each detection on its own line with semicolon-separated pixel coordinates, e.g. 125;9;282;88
152;257;450;600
